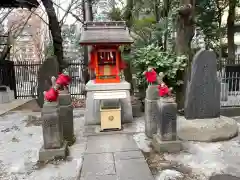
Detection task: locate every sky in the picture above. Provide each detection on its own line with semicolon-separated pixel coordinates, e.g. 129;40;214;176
52;0;125;24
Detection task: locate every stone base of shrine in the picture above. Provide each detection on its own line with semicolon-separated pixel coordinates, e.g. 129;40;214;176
38;141;68;162
177;116;239;142
85;80;133;125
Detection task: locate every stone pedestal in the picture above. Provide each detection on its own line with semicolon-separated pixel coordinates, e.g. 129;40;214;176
39;102;67;162
152;98;182;153
58;90;75;145
144;85;159;138
0;86;14;104
39;141;68;162
157;98;177;141
152;134;182;153
85;80;133;125
145;99;158;138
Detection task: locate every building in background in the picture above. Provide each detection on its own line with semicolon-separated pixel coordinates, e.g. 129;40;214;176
7;7;48;63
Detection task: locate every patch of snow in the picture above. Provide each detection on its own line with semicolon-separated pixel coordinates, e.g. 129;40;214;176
0;112;86;180
156;169;184;180
164;138;240;179
133;133;151;152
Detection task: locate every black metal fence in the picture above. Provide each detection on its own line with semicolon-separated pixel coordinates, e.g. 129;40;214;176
0;60;17;98
218;55;240;70
13;59;86;99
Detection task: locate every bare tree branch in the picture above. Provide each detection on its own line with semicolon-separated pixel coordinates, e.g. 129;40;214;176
31;11;49;25
53;1;84;24
0;9;13;24
59;0;79;26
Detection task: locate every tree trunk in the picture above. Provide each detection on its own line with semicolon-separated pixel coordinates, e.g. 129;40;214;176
82;0;89;83
227;0;236;64
123;0;134;94
41;0;65;72
162;0;170;51
154;0;163;47
175;0;195;110
0;33;13;61
82;0;94;83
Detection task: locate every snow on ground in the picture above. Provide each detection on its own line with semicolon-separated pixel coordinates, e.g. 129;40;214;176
2;110;240;180
0;110;86;180
164;138;240;179
134;117;240;180
133;133;152;153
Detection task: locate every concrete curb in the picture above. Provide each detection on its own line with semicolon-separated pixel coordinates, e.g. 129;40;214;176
0;98;34;116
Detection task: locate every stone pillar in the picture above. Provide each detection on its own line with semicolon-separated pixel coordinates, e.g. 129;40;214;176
158;98;177;141
144;85;159;138
39;102;67;162
58;90;75;145
152;98;182;153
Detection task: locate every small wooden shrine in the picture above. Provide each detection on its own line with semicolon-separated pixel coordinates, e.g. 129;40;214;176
80;21;134;131
80;21;133;83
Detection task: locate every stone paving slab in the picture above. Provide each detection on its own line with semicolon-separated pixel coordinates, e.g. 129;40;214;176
85;134;139;153
114;150;144;161
81;153;116;177
80;174;118;180
115;158;154;180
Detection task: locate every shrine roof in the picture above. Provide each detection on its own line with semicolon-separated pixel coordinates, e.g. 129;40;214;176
79;21;134;45
0;0;39;8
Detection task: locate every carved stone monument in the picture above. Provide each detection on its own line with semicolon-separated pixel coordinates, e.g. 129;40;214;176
38;78;67;162
144;85;159;138
184;50;220;119
152;73;182;153
178;49;238;142
58;88;75;145
37;56;59;108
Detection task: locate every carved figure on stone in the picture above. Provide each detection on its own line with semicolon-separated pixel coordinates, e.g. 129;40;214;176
44;76;59;102
143;67;157;85
37;56;59;107
56;69;71;91
157;72;172;98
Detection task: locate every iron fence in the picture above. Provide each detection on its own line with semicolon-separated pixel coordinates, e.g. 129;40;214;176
219;71;240;107
14;59;86;99
14;61;41;99
218;55;240;70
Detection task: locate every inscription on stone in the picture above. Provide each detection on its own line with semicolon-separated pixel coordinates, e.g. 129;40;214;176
41;104;63;149
184;49;220;119
145;99;158;138
159;102;177;141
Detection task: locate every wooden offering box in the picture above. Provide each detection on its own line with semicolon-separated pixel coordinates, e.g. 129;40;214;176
79;21;133;83
100;99;121;131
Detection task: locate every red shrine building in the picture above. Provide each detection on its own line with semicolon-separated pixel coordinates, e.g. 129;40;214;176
79;21;133;83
